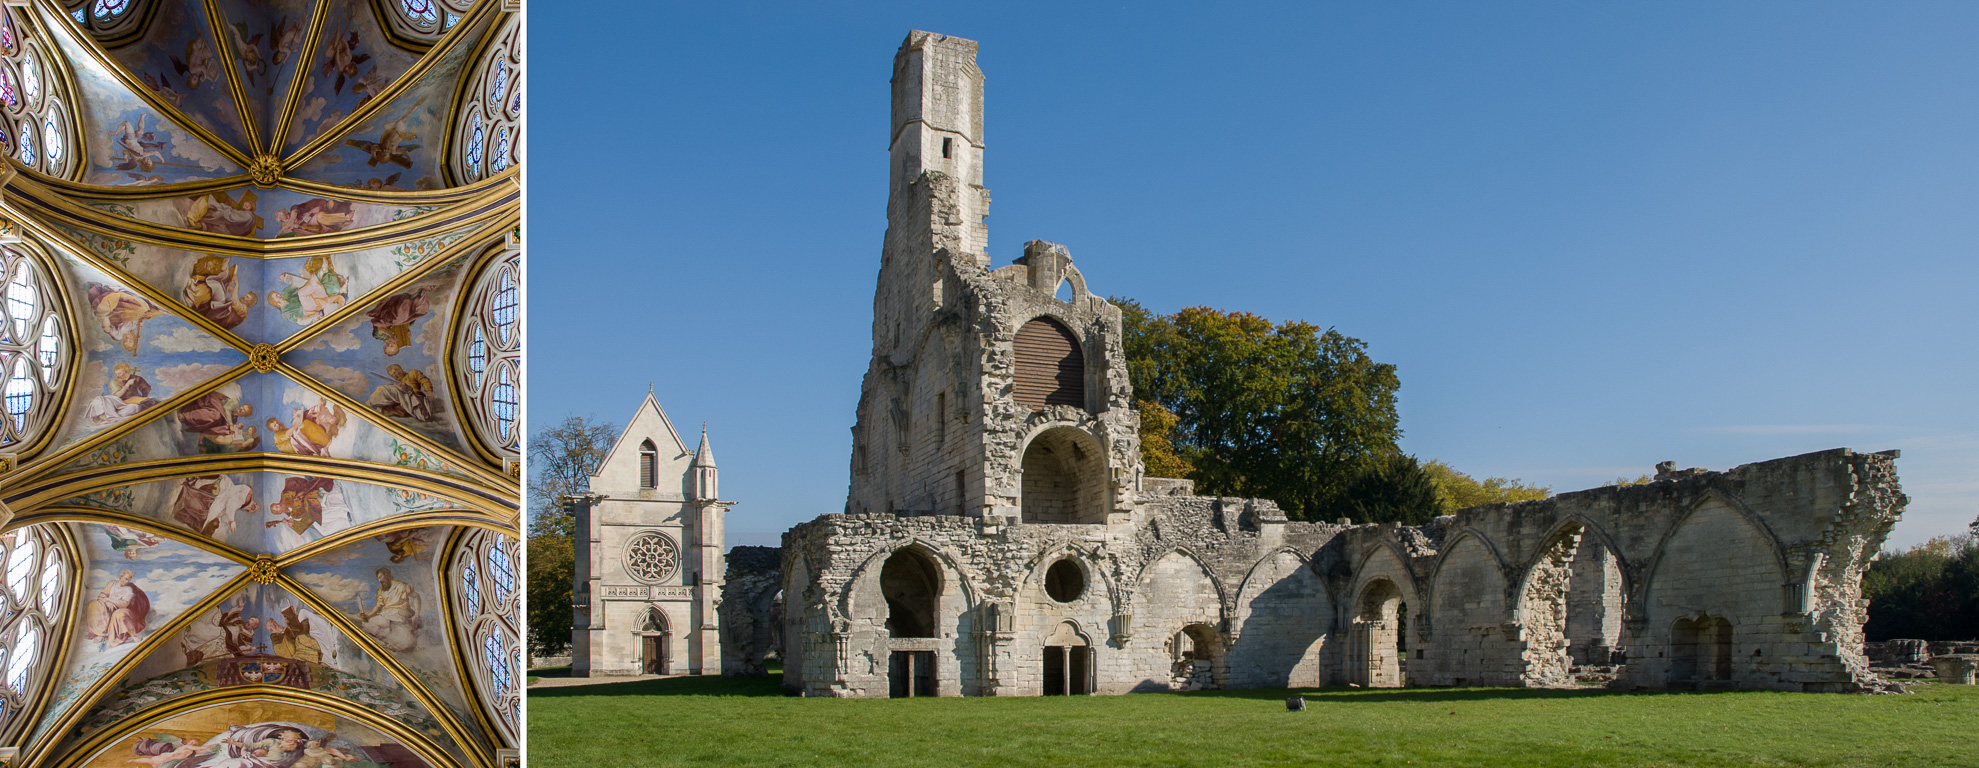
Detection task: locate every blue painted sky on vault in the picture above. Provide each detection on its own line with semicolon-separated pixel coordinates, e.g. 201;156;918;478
528;2;1979;548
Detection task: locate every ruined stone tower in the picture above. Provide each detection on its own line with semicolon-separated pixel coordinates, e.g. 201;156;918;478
846;30;1142;524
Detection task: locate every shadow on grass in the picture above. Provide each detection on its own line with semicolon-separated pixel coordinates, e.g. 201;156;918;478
528;666;573;678
528;674;790;698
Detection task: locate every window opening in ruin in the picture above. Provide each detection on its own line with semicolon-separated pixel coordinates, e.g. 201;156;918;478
953;470;965;515
1053;279;1071;303
1519;524;1628;686
1012;317;1084;410
941;137;952;158
889;650;937;697
935;391;946;445
1669;615;1733;686
1019;427;1107;525
1044;558;1085;603
638;440;657;488
880;549;940;638
1043;621;1092;695
1171;623;1222;690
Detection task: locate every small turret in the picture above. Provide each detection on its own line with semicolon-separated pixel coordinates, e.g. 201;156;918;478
693;426;719;501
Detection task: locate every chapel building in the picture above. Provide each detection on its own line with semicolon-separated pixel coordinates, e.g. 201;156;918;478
565;391;727;676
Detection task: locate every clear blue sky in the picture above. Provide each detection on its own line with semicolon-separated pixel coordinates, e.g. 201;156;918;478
529;2;1978;549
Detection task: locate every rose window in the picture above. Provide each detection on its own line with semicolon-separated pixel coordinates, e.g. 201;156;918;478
623;532;680;584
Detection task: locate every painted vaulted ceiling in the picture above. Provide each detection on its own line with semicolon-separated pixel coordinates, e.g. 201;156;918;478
0;1;522;767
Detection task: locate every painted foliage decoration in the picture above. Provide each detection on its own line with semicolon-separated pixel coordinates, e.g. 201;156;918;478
0;6;80;179
452;242;518;458
447;15;517;184
0;525;68;737
0;243;73;453
450;528;519;740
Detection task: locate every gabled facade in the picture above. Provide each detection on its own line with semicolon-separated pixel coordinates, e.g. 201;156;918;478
566;391;727;676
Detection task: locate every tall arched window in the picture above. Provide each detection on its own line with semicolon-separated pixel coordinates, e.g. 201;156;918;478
377;0;480;47
0;525;69;741
638;440;658;489
448;15;521;183
1;243;71;455
453;242;522;462
1012;317;1085;410
0;8;80;179
451;529;520;744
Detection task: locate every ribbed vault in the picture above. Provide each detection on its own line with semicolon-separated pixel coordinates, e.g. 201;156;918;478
0;1;521;766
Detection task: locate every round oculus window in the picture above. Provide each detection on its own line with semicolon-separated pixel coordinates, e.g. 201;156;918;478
1044;558;1085;603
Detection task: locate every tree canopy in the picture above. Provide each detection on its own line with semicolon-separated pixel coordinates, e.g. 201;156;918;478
1422;460;1551;513
1862;522;1979;642
526;416;618;656
1115;299;1401;521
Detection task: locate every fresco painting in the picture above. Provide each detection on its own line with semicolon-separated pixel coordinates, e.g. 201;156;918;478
47;258;244;453
211;0;315;141
87;186;412;241
101;0;251;152
46;14;242;185
292;256;467;451
76;700;439;768
76;586;451;753
58;372;470;473
296;17;490;192
32;525;249;741
283;529;472;720
281;0;419;158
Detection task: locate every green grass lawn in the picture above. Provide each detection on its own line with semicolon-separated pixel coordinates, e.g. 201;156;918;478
526;677;1979;767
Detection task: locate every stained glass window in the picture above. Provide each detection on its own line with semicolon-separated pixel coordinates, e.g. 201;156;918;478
15;122;29;166
454;246;521;458
91;0;131;19
0;525;65;734
0;69;16;108
20;56;36;101
0;8;80;177
401;0;439;26
490;129;511;173
452;529;520;744
488;535;515;604
42;112;58;163
0;244;71;450
462;563;480;617
451;15;519;184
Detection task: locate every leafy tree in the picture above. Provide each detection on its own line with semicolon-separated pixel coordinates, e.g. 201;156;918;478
1862;530;1979;642
1421;460;1550;513
1138;399;1193;479
526;416;618;657
1115;298;1401;521
1607;475;1653;487
1347;453;1442;525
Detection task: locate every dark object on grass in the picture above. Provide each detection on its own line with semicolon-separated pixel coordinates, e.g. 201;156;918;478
1286;696;1305;712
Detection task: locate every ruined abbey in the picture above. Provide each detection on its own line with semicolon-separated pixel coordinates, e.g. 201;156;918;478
709;31;1910;698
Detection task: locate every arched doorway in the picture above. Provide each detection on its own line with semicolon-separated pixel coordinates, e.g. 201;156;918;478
1171;623;1224;690
1042;621;1093;695
638;606;671;675
1352;580;1405;688
1670;615;1733;688
1019;427;1108;524
880;548;942;698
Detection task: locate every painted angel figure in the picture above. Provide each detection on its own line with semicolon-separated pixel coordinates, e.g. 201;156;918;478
103;526;164;560
271;16;305;67
228;22;266;83
140;71;185;108
376;528;435;563
110;114;168;172
290;740;361;768
342;124;418;168
178;191;263;237
82;569;151;646
128;736;217;767
267;256;348;325
171;36;221;90
321;28;371;94
88;283;167;355
274;198;355;237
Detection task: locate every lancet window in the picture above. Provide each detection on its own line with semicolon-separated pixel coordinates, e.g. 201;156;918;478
454;242;521;461
0;8;79;178
379;0;478;46
448;16;520;183
451;529;520;741
1;243;69;454
0;525;67;740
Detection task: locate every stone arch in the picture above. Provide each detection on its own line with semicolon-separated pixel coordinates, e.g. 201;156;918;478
1127;548;1227;691
1669;614;1734;686
1515;522;1586;686
1017;541;1119;607
1639;488;1790;605
1229;547;1330;688
879;548;943;638
1422;533;1511;686
1638;494;1786;689
1013;316;1086;410
636;604;672;675
1349;579;1406;688
1041;619;1096;695
1534;516;1630;670
1017;425;1109;524
1171;622;1226;690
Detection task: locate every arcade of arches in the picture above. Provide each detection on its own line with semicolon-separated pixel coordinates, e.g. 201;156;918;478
747;31;1909;700
0;1;522;765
